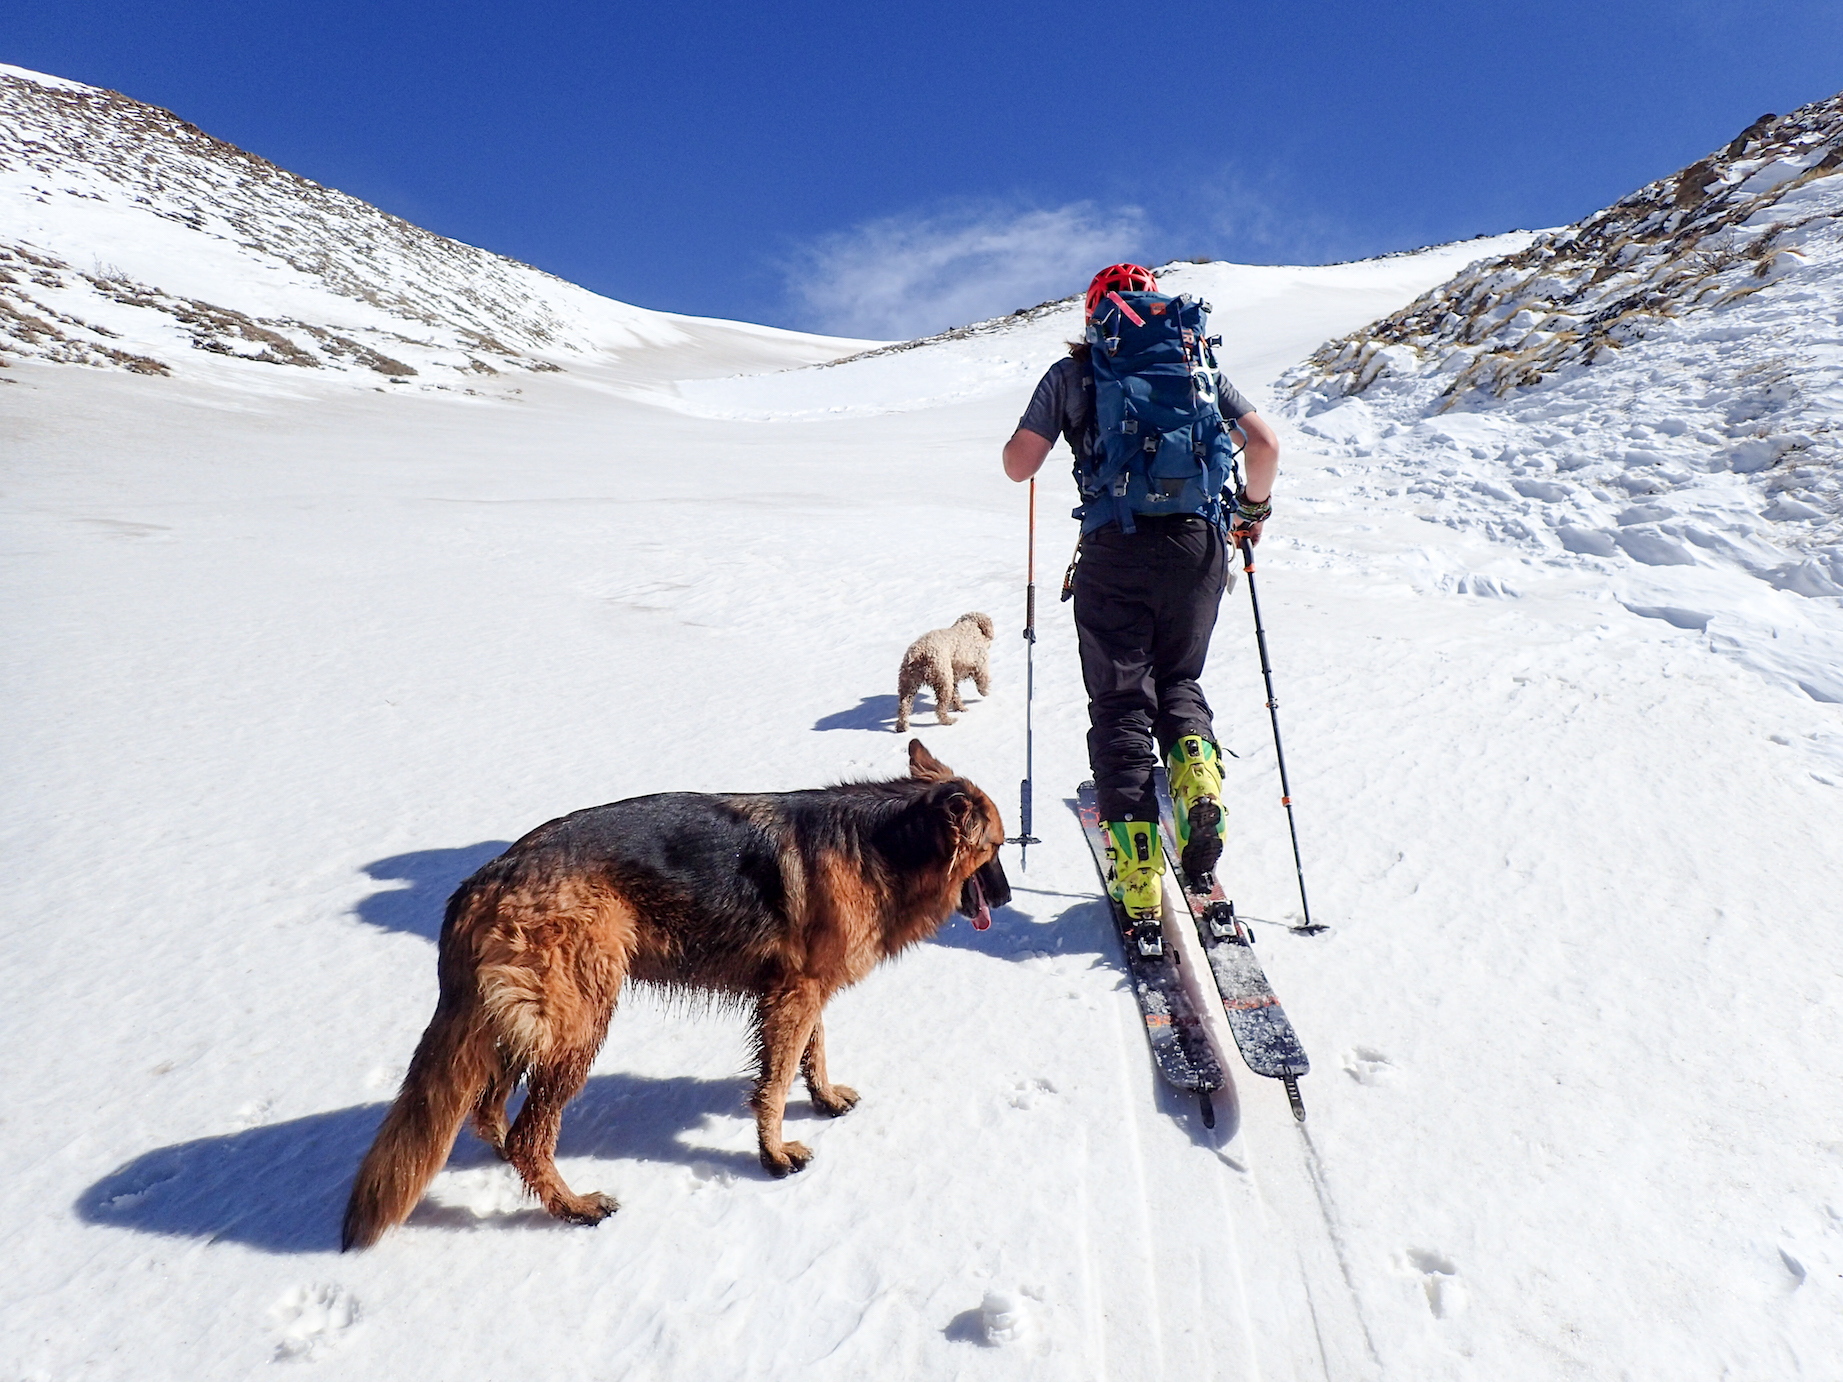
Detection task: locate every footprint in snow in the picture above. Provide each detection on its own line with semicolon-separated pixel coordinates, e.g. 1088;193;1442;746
1342;1047;1395;1085
1777;1245;1808;1288
944;1287;1042;1346
1007;1077;1059;1111
688;1159;737;1189
1404;1248;1463;1319
980;1289;1027;1343
269;1284;359;1361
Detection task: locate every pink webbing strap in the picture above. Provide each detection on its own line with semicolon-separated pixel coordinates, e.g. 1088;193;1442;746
1104;290;1146;327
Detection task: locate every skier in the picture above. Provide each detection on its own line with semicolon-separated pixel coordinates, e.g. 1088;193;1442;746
1002;262;1280;925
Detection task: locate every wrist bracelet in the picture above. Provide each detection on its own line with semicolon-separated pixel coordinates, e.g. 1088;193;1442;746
1232;493;1272;524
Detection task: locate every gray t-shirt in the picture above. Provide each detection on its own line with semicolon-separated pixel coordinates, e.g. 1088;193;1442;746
1017;353;1255;462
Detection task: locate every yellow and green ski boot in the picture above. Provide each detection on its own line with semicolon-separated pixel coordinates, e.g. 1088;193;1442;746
1103;818;1164;932
1167;734;1227;883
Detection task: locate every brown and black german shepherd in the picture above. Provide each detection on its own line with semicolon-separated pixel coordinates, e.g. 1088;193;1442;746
341;740;1010;1250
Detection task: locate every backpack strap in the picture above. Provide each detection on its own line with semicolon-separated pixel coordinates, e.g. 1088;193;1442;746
1103;291;1146;327
1074;342;1141;535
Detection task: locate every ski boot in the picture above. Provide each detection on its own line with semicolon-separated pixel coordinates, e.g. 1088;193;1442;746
1167;734;1228;885
1103;819;1164;956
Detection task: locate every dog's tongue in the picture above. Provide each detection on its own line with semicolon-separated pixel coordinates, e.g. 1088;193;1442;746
969;875;991;931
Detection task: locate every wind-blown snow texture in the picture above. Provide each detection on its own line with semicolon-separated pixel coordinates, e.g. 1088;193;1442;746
1284;93;1843;705
3;62;1841;1382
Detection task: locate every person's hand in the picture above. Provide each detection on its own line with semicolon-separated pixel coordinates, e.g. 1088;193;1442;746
1230;516;1265;548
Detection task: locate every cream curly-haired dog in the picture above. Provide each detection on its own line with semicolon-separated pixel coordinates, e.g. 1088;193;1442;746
895;612;995;732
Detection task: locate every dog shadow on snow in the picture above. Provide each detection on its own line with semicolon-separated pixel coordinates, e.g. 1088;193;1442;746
75;1071;775;1255
929;796;1118;964
813;694;902;732
351;841;514;943
811;691;985;733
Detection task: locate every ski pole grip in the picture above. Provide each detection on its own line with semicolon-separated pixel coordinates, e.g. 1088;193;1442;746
1024;583;1036;638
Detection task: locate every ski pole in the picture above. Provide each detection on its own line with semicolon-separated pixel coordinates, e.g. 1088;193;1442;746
1011;478;1042;864
1236;529;1322;936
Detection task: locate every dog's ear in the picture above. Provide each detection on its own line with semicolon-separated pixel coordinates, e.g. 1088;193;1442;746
973;613;994;640
944;785;977;839
941;785;1006;864
927;781;980;845
908;739;954;782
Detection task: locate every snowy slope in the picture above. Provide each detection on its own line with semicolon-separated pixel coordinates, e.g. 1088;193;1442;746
648;237;1536;423
3;66;1842;1382
1283;93;1843;703
0;63;867;388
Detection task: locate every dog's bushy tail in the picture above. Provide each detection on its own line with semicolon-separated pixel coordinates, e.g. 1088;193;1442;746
340;996;493;1250
341;889;502;1252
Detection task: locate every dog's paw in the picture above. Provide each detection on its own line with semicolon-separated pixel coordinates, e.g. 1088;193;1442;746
812;1084;860;1117
760;1141;814;1177
552;1191;620;1226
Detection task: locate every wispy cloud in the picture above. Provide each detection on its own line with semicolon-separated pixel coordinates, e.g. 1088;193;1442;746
1176;163;1373;268
784;201;1150;341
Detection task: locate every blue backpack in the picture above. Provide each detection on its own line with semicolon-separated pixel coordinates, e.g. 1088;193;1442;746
1075;290;1237;535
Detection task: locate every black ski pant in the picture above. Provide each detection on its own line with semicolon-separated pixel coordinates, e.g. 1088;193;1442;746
1072;515;1229;825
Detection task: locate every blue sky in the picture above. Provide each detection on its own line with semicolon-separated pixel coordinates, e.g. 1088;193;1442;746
10;2;1843;338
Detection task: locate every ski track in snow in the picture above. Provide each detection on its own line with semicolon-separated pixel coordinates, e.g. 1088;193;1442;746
5;60;1843;1382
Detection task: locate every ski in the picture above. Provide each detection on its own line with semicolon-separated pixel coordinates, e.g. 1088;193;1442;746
1156;769;1311;1121
1073;782;1224;1127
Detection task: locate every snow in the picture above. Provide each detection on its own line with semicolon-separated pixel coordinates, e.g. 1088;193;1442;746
0;61;93;93
0;67;874;387
4;63;1843;1382
1283;95;1843;713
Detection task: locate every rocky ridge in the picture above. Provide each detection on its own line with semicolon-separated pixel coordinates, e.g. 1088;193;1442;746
1287;97;1843;414
1276;95;1843;662
0;65;683;384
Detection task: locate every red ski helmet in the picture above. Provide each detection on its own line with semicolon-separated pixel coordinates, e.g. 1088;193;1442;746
1085;263;1158;318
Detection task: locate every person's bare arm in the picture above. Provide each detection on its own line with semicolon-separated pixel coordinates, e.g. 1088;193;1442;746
1231;410;1280;545
1002;427;1054;482
1235;410;1279;500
